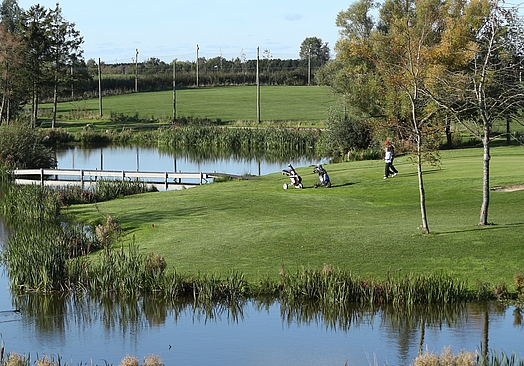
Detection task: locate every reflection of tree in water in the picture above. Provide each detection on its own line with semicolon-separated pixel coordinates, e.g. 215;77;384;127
13;292;522;362
159;145;321;165
14;292;249;334
380;303;466;364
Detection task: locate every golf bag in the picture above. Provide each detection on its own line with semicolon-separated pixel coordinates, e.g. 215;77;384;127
313;164;331;188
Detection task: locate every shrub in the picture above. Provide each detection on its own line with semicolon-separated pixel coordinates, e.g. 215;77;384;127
39;128;75;145
323;108;372;157
0;125;57;169
95;215;121;248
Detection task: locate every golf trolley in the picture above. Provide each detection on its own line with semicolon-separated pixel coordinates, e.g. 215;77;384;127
282;164;303;189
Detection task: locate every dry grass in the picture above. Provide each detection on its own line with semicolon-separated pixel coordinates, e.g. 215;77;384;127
4;353;27;366
142;354;164;366
119;355;139;366
118;354;164;366
412;346;478;366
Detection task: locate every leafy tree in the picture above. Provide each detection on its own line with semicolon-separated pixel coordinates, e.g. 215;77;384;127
325;108;372;156
0;0;21;33
299;37;330;65
47;3;84;128
0;124;56;168
0;23;24;125
19;4;51;128
424;0;524;225
333;0;453;234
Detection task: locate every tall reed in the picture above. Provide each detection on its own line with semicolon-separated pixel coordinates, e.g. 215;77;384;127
1;185;61;228
278;265;474;305
156;125;322;157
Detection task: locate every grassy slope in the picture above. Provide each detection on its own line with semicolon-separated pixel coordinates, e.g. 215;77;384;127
42;86;337;128
67;145;524;288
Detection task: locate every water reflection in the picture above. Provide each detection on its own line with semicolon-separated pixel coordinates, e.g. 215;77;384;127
2;287;523;366
54;145;328;178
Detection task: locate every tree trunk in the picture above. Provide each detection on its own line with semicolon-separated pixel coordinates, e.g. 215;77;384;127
445;114;453;147
479;127;490;225
506;117;511;145
482;304;489;361
417;132;430;234
52;79;58;129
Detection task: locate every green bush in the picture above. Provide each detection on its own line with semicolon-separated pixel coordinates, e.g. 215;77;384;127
0;125;57;169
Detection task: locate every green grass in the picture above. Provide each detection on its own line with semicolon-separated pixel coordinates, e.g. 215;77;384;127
67;145;524;288
39;86;337;130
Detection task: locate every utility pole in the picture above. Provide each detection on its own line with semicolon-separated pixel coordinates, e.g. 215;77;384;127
308;44;311;86
71;66;74;99
196;44;199;87
135;49;139;92
173;59;177;122
256;47;260;123
98;58;102;117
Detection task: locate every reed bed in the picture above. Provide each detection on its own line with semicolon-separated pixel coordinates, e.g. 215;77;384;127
8;236;490;304
1;185;61;228
156;125;323;157
278;265;474;306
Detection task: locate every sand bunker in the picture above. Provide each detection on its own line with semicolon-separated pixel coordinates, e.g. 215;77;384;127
491;184;524;192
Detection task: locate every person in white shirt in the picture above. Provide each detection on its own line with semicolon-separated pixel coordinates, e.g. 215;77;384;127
384;141;398;179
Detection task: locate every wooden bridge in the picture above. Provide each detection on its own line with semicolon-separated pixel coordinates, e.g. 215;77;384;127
12;168;216;190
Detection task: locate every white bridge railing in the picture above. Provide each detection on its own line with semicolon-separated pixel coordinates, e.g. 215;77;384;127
12;168;211;189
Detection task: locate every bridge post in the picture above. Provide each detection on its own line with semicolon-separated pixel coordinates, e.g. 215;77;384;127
40;168;44;185
164;172;168;190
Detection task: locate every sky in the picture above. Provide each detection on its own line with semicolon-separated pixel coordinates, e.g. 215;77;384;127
16;0;352;64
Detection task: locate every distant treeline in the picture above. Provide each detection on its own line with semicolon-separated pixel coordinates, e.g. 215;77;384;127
71;56;324;99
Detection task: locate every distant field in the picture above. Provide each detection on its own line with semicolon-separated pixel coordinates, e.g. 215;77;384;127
41;86;337;126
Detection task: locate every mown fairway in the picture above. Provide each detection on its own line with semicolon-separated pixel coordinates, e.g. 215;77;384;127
68;145;524;288
44;86;336;127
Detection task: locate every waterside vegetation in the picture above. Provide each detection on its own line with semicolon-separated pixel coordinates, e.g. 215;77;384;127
1;146;523;305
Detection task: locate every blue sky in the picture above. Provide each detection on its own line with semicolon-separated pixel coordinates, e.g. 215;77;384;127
17;0;351;64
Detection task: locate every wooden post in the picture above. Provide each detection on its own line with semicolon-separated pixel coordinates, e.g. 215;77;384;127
256;47;260;123
135;49;139;92
98;58;103;117
308;44;311;86
196;44;199;87
173;59;177;122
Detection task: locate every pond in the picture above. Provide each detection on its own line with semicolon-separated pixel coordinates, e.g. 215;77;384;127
1;270;524;366
1;147;523;365
54;145;329;178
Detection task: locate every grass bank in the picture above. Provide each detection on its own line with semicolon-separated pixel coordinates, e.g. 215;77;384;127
37;86;337;131
67;145;524;289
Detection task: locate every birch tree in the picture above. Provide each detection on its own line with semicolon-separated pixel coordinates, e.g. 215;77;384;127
335;0;449;234
425;0;524;225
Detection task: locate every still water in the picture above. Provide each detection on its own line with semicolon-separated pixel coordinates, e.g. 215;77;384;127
1;147;523;365
1;275;524;366
54;145;328;178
